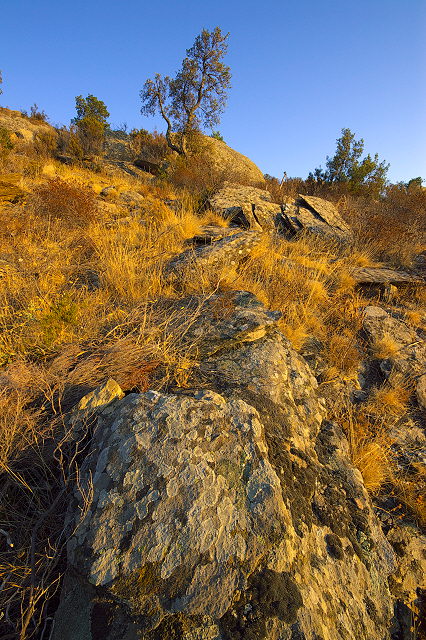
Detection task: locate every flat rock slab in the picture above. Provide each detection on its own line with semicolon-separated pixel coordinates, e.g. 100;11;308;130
352;266;425;286
185;225;242;246
165;230;262;283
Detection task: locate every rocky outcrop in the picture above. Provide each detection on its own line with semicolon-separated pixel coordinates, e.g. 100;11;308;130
54;292;406;640
209;184;353;243
209;183;282;231
0;173;27;205
196;136;266;187
352;266;425;292
362;305;426;380
0;107;53;144
165;231;262;284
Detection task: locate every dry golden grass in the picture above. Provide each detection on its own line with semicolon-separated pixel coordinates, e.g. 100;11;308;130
1;127;426;636
370;332;400;359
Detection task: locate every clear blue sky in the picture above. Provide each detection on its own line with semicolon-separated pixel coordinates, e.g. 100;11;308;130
1;0;425;183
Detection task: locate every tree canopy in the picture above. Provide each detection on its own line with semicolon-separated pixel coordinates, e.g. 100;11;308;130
310;128;389;197
72;94;110;155
140;27;231;155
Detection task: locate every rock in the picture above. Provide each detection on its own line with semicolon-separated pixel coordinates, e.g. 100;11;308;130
209;183;282;231
170;291;282;358
209;187;353;243
0;174;27;205
352;266;425;289
417;374;426;411
164;230;262;284
54;292;400;640
100;185;119;198
387;526;426;640
185;225;242;246
362;305;426;379
67;378;124;438
200;136;266;187
0;107;53;144
282;195;353;243
119;190;146;205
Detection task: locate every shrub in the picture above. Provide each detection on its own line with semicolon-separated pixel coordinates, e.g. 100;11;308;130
0;126;14;162
31;178;98;226
33;130;57;157
22;103;48;123
129;128;169;165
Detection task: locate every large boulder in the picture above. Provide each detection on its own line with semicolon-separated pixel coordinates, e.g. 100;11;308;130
199;136;265;187
54;292;403;640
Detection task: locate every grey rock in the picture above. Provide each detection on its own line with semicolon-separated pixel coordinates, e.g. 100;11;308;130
416;374;426;412
54;293;400;640
282;195;353;243
363;305;426;379
164;230;262;283
209;183;282;231
352;266;425;289
208;185;353;243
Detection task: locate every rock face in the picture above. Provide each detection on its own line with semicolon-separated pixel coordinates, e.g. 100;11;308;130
209;185;352;242
363;305;426;379
198;136;266;187
54;292;402;640
0;107;53;144
165;231;262;284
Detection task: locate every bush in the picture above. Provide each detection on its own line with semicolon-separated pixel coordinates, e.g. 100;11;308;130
33;130;57;157
22;103;48;123
0;126;14;162
129;128;169;165
31;178;98;226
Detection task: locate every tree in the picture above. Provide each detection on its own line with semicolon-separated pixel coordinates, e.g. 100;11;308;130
310;128;389;196
72;94;110;155
0;70;3;95
140;27;231;156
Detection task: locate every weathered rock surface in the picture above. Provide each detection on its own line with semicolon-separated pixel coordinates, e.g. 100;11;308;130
209;183;282;231
199;136;266;187
0;107;53;144
209;185;353;243
387;526;426;640
54;292;408;640
352;266;425;289
165;231;262;283
282;195;353;243
0;174;28;205
362;305;426;380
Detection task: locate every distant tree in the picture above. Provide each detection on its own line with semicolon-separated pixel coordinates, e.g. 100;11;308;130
210;130;224;142
406;176;423;190
310;128;389;196
72;94;110;155
140;27;231;156
0;70;2;95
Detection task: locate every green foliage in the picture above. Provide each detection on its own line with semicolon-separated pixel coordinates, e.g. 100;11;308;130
72;94;110;155
310;128;389;197
406;176;423;190
210;130;224;142
0;126;13;161
22;104;48;122
140;27;231;156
